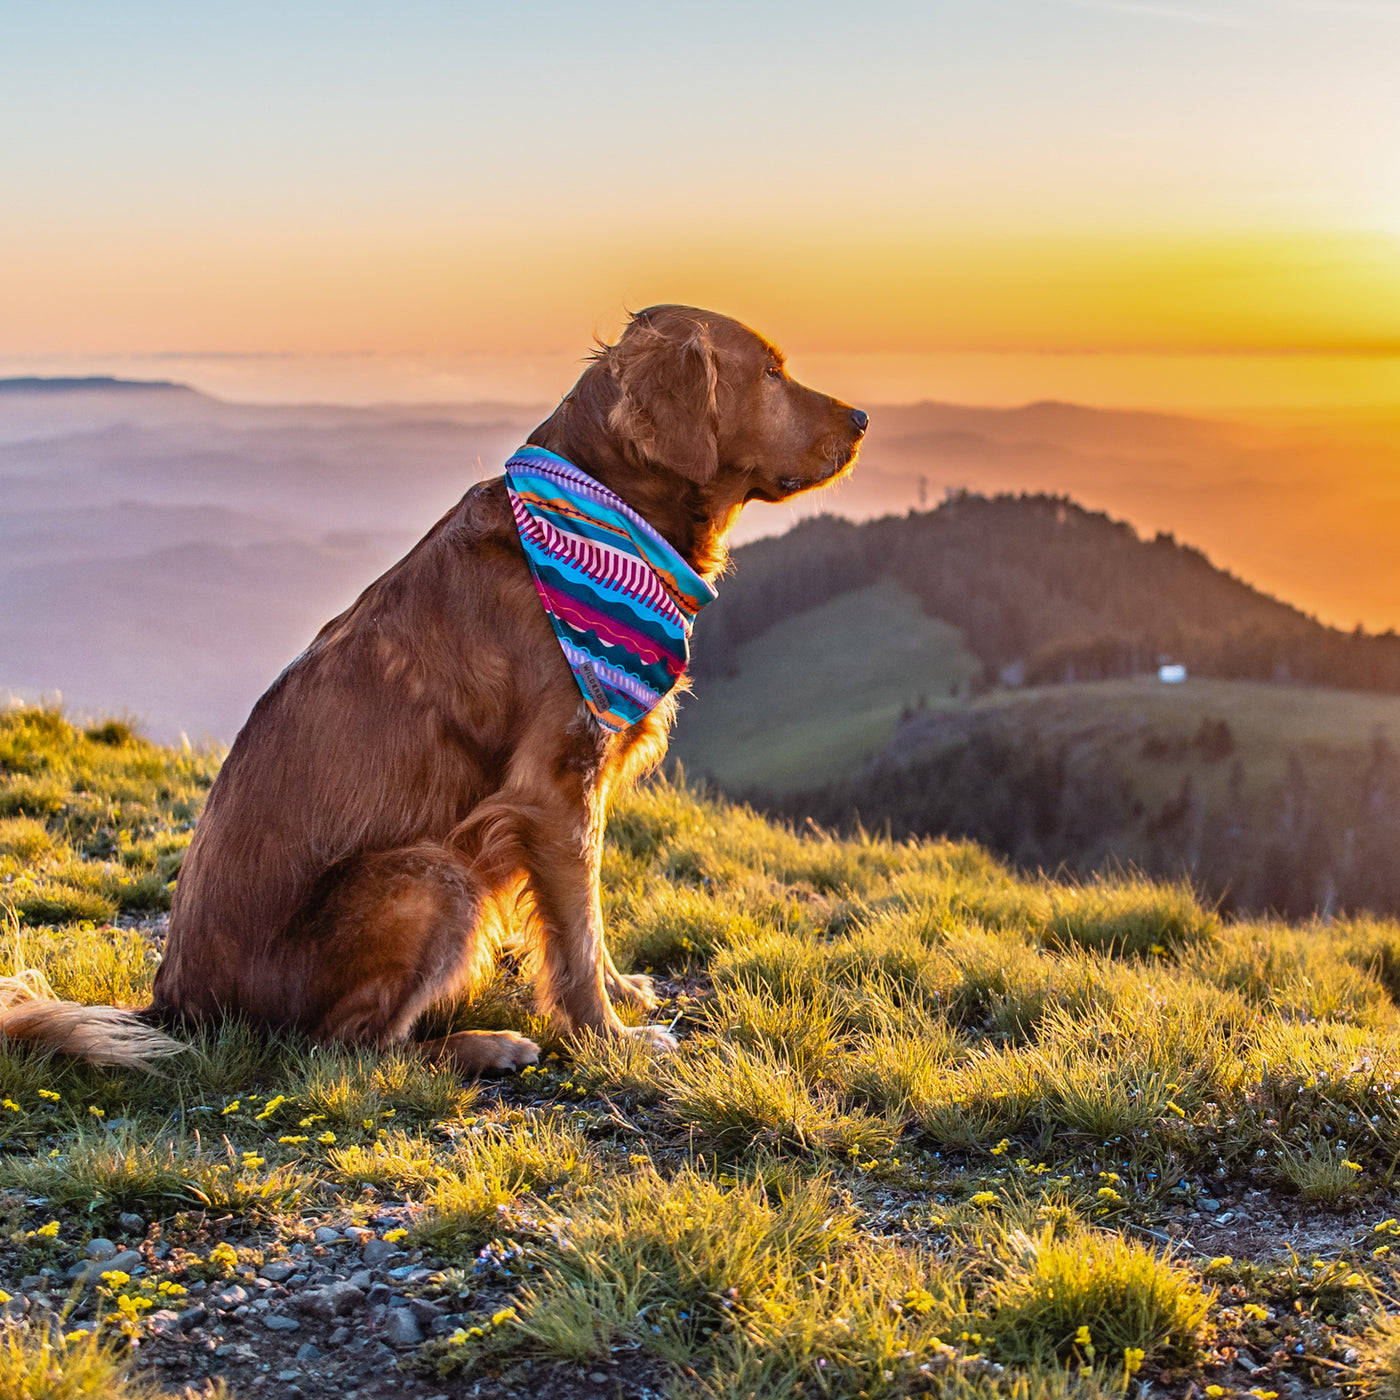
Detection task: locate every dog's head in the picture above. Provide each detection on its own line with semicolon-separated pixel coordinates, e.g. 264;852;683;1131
595;304;867;502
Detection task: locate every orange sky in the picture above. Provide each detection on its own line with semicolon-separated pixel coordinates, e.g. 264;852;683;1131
4;3;1400;410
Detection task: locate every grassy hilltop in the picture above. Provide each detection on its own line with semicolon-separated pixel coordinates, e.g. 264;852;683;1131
9;708;1400;1397
672;501;1400;920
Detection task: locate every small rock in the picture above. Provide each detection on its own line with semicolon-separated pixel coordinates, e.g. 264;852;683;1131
2;1297;29;1319
277;1373;301;1383
383;1308;423;1348
366;1283;392;1307
179;1306;209;1332
293;1281;365;1320
214;1343;256;1362
348;1269;374;1290
313;1227;343;1244
264;1314;301;1332
118;1213;145;1235
590;1373;608;1384
344;1226;374;1244
295;1343;322;1363
1201;1198;1221;1212
407;1297;442;1326
360;1238;403;1268
19;1276;40;1291
327;1326;349;1346
212;1285;249;1311
259;1261;297;1283
431;1313;465;1336
147;1309;182;1336
83;1238;117;1261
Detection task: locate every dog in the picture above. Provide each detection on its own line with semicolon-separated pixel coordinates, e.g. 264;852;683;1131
0;305;866;1073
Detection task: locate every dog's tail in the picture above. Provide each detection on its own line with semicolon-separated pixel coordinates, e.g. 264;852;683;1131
0;969;187;1071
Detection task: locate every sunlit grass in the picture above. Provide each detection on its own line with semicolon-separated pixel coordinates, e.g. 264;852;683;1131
5;708;1400;1395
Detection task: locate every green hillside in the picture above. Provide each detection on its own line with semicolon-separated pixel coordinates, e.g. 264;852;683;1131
674;578;981;793
7;706;1400;1397
766;677;1400;920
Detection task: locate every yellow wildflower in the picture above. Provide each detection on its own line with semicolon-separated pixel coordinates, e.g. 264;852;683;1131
241;1154;265;1170
221;1100;240;1115
904;1286;936;1314
87;1105;104;1117
278;1135;309;1145
38;1089;60;1102
491;1306;518;1327
1243;1303;1269;1321
317;1131;336;1145
208;1242;238;1273
989;1138;1011;1156
969;1191;998;1206
298;1114;325;1127
1074;1326;1091;1346
101;1270;131;1289
254;1095;287;1120
1166;1101;1186;1118
35;1220;60;1238
1205;1388;1225;1398
1123;1347;1144;1374
2;1099;19;1111
382;1228;407;1242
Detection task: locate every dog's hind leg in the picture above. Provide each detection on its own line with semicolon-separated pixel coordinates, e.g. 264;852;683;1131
296;843;539;1074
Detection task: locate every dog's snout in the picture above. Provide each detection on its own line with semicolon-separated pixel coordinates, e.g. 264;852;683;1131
849;408;869;435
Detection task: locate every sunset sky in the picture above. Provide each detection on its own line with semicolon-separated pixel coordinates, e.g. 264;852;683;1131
3;0;1400;408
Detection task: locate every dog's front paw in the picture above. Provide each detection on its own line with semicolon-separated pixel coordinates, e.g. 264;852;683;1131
624;1023;678;1052
606;968;661;1011
427;1030;541;1075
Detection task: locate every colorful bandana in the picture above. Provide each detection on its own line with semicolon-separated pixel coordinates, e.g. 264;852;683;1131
504;445;718;732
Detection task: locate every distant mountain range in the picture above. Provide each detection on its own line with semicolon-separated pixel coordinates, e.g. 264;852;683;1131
0;375;191;394
3;375;1400;745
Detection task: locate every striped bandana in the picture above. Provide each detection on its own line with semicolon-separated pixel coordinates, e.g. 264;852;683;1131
504;445;717;732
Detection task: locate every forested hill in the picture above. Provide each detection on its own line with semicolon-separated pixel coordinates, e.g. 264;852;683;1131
694;494;1400;694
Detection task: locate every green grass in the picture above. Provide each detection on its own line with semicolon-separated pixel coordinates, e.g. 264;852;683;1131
670;578;982;792
7;702;1400;1396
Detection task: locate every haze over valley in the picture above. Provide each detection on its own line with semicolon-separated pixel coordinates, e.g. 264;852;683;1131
4;376;1400;745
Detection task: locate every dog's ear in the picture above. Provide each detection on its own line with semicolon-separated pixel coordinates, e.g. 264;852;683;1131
605;313;719;483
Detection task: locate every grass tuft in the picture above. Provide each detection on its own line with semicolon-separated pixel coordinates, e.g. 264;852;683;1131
989;1227;1213;1369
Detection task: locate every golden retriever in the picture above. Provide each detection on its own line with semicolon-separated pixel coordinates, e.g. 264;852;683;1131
0;305;866;1072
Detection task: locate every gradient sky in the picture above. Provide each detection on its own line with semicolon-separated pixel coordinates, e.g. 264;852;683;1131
4;0;1400;406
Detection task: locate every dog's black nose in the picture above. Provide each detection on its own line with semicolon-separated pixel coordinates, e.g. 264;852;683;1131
850;408;869;434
